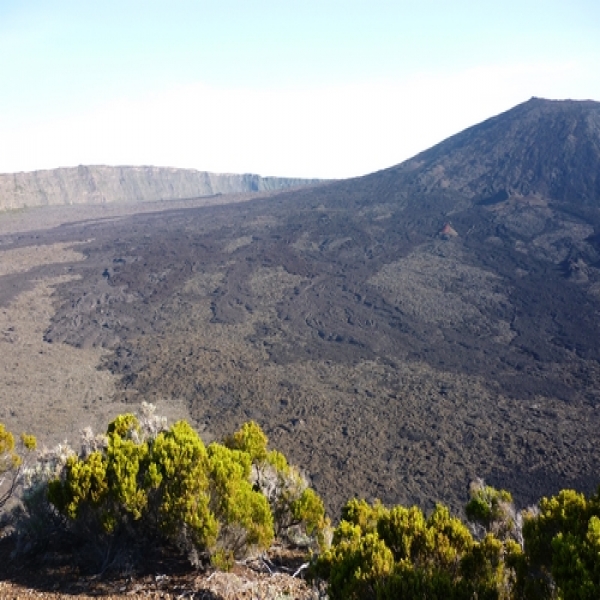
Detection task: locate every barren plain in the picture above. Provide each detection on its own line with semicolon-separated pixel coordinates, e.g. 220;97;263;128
1;192;599;520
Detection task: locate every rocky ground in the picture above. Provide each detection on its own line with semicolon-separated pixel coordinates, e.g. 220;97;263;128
2;188;600;522
0;533;321;599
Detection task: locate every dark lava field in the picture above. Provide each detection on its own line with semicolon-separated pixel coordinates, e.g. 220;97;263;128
2;98;600;517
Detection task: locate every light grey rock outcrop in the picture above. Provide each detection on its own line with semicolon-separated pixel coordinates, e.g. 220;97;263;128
0;165;322;210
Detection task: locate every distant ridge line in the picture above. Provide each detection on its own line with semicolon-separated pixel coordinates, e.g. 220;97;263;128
0;165;324;211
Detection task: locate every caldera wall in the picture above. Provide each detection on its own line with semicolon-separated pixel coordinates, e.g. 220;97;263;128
0;165;321;210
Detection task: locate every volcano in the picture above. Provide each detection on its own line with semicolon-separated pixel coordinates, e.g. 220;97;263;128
2;97;600;516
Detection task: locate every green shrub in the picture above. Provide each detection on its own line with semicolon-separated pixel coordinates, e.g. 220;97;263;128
224;420;269;462
146;420;217;551
1;423;22;510
1;423;36;511
225;420;329;549
291;487;327;538
518;487;600;599
314;499;517;600
318;524;394;600
10;406;600;598
20;410;326;572
466;479;517;541
317;486;600;600
210;547;235;572
207;442;273;556
341;498;388;533
47;415;219;565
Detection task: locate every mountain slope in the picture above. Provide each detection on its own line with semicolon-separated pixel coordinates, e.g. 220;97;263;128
0;165;322;210
389;97;600;205
2;97;600;518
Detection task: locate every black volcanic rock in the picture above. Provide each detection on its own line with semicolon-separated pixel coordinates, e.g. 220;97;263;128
389;97;600;205
3;98;600;519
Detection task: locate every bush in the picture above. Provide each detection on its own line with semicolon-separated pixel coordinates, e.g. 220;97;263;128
0;423;36;512
207;442;273;557
44;415;249;568
316;520;394;600
8;407;600;598
314;499;517;600
145;419;218;553
315;485;600;599
466;479;519;542
225;420;330;549
518;487;600;599
13;409;327;573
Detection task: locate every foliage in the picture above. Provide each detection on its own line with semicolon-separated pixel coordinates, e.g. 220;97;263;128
314;484;600;599
14;409;326;573
10;405;600;598
314;498;518;600
210;547;235;572
46;415;232;565
518;487;600;599
0;423;36;511
224;420;330;549
145;419;218;551
207;442;273;556
466;478;519;541
0;423;20;510
224;421;269;463
322;525;394;600
341;498;388;533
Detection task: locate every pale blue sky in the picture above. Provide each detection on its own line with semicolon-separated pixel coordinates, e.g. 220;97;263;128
1;1;599;178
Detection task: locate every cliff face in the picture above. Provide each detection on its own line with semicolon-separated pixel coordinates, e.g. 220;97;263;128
0;165;321;210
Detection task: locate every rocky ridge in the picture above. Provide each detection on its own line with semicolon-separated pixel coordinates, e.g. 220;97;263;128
0;165;322;210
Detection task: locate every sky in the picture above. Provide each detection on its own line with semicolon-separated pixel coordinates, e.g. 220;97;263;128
1;1;599;179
